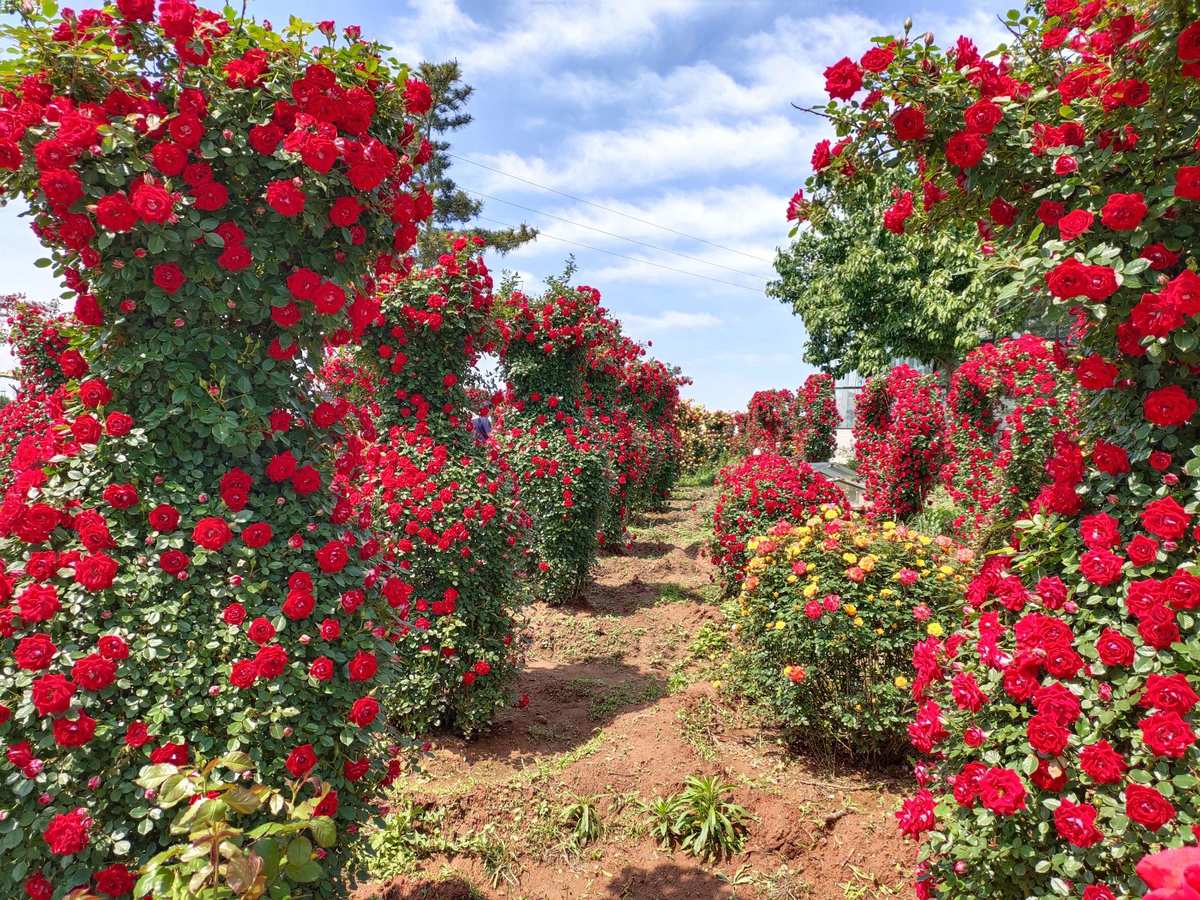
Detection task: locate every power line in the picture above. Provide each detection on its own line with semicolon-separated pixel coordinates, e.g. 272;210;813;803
461;185;772;282
474;214;766;296
449;152;776;266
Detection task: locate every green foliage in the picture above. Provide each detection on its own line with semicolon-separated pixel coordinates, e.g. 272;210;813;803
560;796;604;849
769;176;992;377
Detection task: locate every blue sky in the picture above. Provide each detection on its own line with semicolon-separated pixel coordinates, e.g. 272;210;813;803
0;0;1010;408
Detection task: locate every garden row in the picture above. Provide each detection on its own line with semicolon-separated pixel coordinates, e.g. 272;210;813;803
0;5;684;898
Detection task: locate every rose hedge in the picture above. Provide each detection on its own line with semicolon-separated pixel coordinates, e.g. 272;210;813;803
854;364;948;520
677;400;735;474
734;511;971;760
800;1;1200;896
794;372;839;463
709;452;848;595
0;4;436;895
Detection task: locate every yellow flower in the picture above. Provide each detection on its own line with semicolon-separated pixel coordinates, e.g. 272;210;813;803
927;622;944;638
787;574;798;584
774;620;786;630
803;583;819;598
824;507;839;521
842;552;858;564
875;628;884;636
853;616;864;627
843;603;858;616
882;520;896;530
859;555;877;573
894;675;909;689
879;587;894;598
939;565;954;575
919;535;932;546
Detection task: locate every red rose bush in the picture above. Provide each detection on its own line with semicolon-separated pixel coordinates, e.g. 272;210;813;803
800;1;1200;896
0;4;437;894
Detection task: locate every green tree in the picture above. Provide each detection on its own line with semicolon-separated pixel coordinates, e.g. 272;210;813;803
768;177;1026;378
416;61;537;263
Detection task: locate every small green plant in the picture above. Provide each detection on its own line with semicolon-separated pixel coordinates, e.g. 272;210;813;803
363;800;459;881
560;795;605;849
642;775;750;862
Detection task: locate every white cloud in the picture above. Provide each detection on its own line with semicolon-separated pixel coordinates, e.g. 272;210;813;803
617;310;722;331
388;0;707;73
473;115;813;194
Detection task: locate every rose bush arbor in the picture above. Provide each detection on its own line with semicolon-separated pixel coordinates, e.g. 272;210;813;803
0;3;436;895
333;240;526;738
802;2;1200;896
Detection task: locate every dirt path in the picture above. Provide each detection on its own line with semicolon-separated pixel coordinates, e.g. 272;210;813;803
353;486;912;900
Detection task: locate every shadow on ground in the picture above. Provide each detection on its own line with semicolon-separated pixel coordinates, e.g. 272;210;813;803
604;862;738;899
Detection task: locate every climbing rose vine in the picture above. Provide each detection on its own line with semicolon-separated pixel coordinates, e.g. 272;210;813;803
0;3;435;894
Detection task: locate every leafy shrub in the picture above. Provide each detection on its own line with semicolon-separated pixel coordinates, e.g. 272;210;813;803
805;2;1200;896
709;452;847;594
0;5;434;893
733;511;970;760
854;365;947;520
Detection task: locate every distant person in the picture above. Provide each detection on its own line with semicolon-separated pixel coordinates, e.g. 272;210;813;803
471;407;493;444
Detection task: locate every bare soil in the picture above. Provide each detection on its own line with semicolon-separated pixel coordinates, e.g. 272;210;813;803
351;486;912;900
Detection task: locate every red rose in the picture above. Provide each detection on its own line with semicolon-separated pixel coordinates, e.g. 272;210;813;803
1174;165;1200;201
1080;548;1125;585
1126;784;1175;830
19;584;61;623
281;590;315;620
1140;673;1199;713
254;643;288;679
1080;511;1120;548
978;767;1026;816
1079;739;1126;783
1142;496;1191;540
946;131;987;168
246;616;276;645
79;378;113;408
153;262;186;294
1139;710;1196;757
404;77;433;113
24;872;53;900
97;634;128;660
1100;192;1147;230
148;503;180;531
149;742;189;764
266;450;297;482
343;757;370;781
124;720;152;747
72;415;101;444
93;863;136;897
1180;20;1200;61
1145;384;1197;427
131;182;174;224
891;106;926;141
285;743;317;777
105;411;134;436
150;141;187;175
301;136;338;173
53;712;97;747
73;652;116;690
266;180;306;216
192;516;232;551
1126;534;1160;567
319;617;341;640
1076;355;1119;390
292;465;321;495
860;46;894;72
217;243;253;272
75;553;118;591
1027;714;1070;756
313;280;346;315
964;98;1003;133
348;695;380;727
347;650;377;682
95;193;137;232
309;656;334;680
241;522;273;548
1058;209;1095;240
222;602;246;625
314;789;339;818
42;808;91;856
1054;800;1103;848
192;180;228;212
158;549;190;574
248;123;283;155
14;634;57;670
822;57;863;100
329;195;363;227
1092;441;1130;475
229;659;257;689
315;539;349;573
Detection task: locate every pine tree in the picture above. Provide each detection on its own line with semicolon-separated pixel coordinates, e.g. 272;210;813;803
416;61;537;264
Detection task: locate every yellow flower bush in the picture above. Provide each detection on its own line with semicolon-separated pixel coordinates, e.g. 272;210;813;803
733;507;970;760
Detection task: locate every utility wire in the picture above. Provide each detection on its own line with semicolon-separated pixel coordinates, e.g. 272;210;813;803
474;214;767;296
461;185;772;281
449;152;776;266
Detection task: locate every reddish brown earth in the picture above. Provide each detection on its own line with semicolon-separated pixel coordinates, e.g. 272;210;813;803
351;486;912;900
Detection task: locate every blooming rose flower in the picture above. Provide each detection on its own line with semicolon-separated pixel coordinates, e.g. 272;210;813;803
42;808;92;856
1126;784;1176;830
